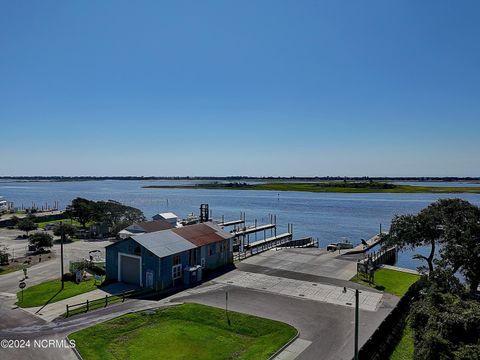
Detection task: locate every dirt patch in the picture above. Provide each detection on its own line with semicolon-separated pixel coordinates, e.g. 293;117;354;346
1;252;56;275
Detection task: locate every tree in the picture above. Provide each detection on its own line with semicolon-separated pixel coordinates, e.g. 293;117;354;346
387;198;480;290
92;200;144;232
66;198;94;228
29;233;53;249
65;197;144;236
17;218;37;236
386;209;442;274
53;223;76;241
436;199;480;293
410;287;480;360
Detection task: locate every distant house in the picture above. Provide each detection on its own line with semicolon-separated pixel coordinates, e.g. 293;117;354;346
118;219;174;239
106;222;233;290
152;212;178;227
90;222;110;238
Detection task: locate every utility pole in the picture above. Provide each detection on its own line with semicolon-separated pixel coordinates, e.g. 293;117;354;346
343;287;360;360
354;289;359;360
61;225;65;290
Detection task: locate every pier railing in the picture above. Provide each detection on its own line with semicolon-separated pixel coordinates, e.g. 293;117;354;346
357;246;397;277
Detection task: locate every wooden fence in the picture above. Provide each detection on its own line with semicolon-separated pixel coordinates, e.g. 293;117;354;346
65;289;148;317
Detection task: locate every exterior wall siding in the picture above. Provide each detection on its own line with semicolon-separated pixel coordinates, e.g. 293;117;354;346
106;236;234;290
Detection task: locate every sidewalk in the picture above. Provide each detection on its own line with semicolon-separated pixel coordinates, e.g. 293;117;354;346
215;270;383;311
22;283;139;322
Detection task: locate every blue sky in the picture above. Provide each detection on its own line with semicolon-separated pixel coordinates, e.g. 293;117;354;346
1;1;479;176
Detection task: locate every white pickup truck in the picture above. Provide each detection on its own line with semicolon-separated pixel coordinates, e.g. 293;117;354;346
0;198;9;214
327;240;354;252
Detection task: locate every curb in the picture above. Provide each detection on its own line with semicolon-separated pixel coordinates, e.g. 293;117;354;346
66;335;83;360
268;329;300;360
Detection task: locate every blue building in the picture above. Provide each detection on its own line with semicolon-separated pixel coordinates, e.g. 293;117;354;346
105;222;233;290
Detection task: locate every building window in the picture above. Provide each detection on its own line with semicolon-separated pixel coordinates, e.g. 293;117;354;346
172;264;182;280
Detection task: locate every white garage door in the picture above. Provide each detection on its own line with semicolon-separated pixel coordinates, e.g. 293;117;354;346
120;255;141;286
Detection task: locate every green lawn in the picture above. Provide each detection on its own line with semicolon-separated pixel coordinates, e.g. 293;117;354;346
70;303;297;360
350;268;420;297
142;182;480;194
16;278;101;308
390;321;414;360
35;218;86;229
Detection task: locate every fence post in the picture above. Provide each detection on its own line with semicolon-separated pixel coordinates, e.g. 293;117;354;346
86;299;89;312
105;295;108;307
66;304;69;318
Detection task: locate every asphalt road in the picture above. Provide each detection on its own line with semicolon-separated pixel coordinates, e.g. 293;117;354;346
0;232;399;360
175;285;398;360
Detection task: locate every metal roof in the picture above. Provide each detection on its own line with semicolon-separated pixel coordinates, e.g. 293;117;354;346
156;212;177;219
131;230;196;258
172;222;232;247
136;219;174;232
109;222;232;259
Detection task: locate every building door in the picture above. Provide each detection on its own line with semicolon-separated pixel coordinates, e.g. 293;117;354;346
120;254;141;286
146;271;153;288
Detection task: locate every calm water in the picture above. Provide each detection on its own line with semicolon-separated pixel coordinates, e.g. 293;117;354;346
1;180;479;270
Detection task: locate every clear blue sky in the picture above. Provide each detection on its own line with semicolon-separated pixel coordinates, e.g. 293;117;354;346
1;1;479;177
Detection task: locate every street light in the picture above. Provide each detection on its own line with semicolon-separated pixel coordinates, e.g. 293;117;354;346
343;286;360;360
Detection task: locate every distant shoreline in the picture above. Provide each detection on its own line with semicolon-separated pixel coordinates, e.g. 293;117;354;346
142;182;480;194
1;176;480;183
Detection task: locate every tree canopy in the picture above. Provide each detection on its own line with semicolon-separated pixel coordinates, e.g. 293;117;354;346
53;223;76;240
16;218;37;236
66;198;94;228
386;198;480;292
410;283;480;360
29;232;53;249
65;197;144;235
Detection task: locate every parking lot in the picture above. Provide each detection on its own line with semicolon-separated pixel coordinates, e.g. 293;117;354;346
0;227;111;294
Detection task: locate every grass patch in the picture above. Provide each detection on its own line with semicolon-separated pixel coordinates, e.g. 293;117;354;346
35;219;86;229
16;278;102;308
70;303;297;360
350;268;420;297
390;320;414;360
143;181;480;194
0;264;23;275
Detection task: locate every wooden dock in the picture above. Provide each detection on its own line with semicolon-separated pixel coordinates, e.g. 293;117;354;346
277;237;319;249
234;232;293;260
246;232;292;249
233;223;276;237
342;234;384;255
219;219;245;227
